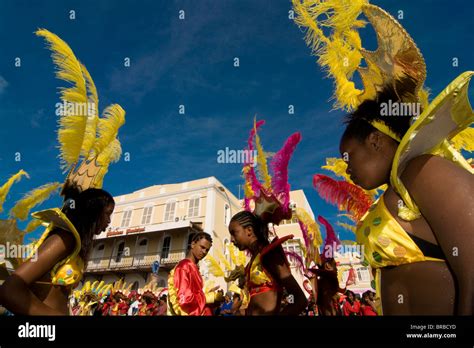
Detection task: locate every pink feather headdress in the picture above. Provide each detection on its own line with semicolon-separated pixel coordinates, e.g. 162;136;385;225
242;119;301;225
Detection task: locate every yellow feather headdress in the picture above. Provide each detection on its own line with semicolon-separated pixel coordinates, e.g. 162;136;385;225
292;0;428;111
36;29;126;193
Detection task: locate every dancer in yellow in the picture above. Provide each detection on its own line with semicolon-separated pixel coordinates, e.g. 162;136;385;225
228;119;308;315
0;29;125;315
293;0;474;314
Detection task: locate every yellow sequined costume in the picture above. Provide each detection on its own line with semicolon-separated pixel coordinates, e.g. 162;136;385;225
292;0;474;314
25;209;84;287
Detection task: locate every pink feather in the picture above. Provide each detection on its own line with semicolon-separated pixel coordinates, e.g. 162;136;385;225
243;120;265;209
270;132;302;213
284;250;306;273
318;215;341;262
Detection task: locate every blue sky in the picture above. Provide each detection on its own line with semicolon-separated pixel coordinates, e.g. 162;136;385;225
0;0;473;243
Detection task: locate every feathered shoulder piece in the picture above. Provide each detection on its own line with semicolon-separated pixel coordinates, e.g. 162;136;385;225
36;29;126;194
242;119;301;225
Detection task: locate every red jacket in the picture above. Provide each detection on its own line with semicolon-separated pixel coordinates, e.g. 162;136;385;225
342;300;360;316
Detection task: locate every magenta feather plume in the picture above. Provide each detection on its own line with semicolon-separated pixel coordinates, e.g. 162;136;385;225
318;215;340;262
270;132;302;213
243;120;265;211
298;219;311;252
284;250;306;273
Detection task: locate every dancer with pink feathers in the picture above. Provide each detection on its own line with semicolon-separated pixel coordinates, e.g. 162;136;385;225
228;119;307;315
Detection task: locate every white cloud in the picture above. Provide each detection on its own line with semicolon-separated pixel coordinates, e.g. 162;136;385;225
0;76;8;94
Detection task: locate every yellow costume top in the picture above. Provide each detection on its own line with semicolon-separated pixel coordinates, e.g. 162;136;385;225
26;208;84;287
245;235;292;297
356;195;444;269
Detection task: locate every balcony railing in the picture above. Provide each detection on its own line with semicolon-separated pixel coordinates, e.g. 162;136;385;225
85;249;187;272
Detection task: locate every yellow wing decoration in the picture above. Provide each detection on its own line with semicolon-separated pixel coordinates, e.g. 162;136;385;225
0;170;29;213
9;182;61;220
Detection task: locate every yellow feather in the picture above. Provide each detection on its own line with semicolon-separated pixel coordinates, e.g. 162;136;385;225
292;0;368;111
94;104;125;156
80;63;99;157
228;243;247;266
450;127;474;152
94;139;123;188
83;281;91;293
204;280;216;293
216;249;232;271
36;29;96;169
205;254;225;277
295;208;323;246
24;219;43;234
254;119;272;190
322;157;352;182
242;166;255;199
337;222;356;233
228;243;238;266
418;87;430;110
9;182;61;220
0;170;29;213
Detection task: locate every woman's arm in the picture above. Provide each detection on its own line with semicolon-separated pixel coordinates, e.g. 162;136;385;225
401;154;474;315
0;230;75;315
264;250;308;315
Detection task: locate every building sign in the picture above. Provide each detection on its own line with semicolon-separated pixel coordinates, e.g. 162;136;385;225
126;227;145;234
105;227;146;237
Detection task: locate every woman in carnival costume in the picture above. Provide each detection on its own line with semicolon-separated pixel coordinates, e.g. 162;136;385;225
0;29;125;315
292;0;474;314
228;120;308;315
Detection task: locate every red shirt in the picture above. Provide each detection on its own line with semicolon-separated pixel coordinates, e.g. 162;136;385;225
361;304;377;316
342;300;360;316
172;259;212;316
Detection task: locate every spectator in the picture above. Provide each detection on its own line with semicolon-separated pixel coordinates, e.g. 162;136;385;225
156;295;168;316
342;290;360;316
219;292;234;316
360;291;378;316
230;293;242;315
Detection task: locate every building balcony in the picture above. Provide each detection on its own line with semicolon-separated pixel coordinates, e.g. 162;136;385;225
85;249;187;273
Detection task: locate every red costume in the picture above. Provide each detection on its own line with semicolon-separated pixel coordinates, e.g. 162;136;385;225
167;259;213;316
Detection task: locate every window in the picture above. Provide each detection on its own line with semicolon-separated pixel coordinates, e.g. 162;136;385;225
115;242;125;262
121;208;132;227
164;201;176;222
141;205;153;225
161;236;171;259
138;239;148;255
357;267;370;282
187;233;196;252
93;244;105;263
188;197;200;218
132;281;139;291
